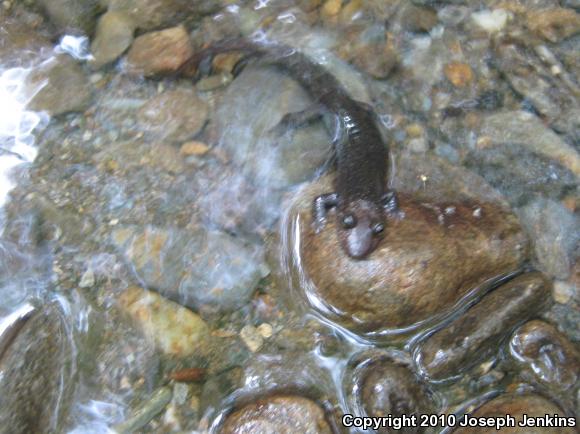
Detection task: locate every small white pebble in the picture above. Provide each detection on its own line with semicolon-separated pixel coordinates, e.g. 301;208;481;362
82;130;92;141
256;323;273;339
445;206;456;215
473;207;482;218
173;383;190;405
471;9;508;33
120;376;131;389
477;360;494;376
89;73;103;84
553;281;574;304
240;325;263;352
79;269;95;288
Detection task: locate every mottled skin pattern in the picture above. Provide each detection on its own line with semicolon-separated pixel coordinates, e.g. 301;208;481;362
180;39;395;259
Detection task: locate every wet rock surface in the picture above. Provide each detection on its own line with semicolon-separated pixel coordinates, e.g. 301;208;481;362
36;0;102;35
526;8;580;42
509;320;580;394
214;65;338;189
493;45;580;138
0;303;75;434
477;111;580;177
106;0;219;32
26;54;92;116
517;198;580;279
112;225;266;313
136;87;208;143
117;286;210;357
416;272;552;381
291;174;528;334
90;11;135;68
219;395;335;434
125;25;193;77
465;143;578;207
347;352;433;433
453;393;576;434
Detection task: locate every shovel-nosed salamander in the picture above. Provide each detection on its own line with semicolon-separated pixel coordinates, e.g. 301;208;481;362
180;38;397;259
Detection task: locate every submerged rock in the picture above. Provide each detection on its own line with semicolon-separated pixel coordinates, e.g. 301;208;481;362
90;11;135;68
0;303;75;434
112;226;266;313
125;25;193;76
493;44;580;136
26;54;92;116
478;110;580;176
337;24;399;79
213;48;371;188
219;395;335;434
398;3;438;33
114;387;173;434
509;320;580;394
0;14;52;64
289;174;528;335
117;286;210;358
526;8;580;42
36;0;102;35
136;87;208;143
214;65;333;190
107;0;218;32
416;273;552;381
517;198;580;279
453;393;576;434
465;144;578;207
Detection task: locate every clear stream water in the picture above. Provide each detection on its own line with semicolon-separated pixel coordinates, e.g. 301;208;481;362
0;2;578;433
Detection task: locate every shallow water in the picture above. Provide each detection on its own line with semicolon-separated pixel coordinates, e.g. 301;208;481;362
0;1;579;433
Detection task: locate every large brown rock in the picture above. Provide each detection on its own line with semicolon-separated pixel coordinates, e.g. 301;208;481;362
416;273;552;380
289;175;529;335
346;352;433;434
125;25;193;76
509;320;580;394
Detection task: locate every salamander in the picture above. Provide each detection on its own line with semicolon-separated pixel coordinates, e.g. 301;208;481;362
180;38;397;259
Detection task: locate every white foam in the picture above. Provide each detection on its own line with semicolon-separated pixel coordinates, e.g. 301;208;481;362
0;66;49;207
56;35;94;61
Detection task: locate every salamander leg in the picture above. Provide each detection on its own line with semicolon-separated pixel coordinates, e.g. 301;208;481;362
312;192;339;233
382;190;398;213
269;105;324;136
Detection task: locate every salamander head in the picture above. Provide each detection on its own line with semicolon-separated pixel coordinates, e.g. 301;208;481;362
337;199;385;259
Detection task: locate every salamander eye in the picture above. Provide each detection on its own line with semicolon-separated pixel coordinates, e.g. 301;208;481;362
372;223;384;234
342;214;357;229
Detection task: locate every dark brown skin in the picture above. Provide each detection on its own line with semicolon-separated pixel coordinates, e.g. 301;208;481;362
180;39;395;259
